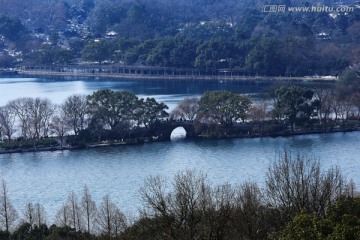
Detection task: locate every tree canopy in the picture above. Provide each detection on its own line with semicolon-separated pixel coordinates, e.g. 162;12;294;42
274;86;315;131
87;90;139;130
198;91;252;127
0;15;25;41
0;0;358;75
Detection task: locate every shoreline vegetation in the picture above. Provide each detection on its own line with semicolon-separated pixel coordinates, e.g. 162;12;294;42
0;152;359;239
1;126;359;155
1;74;360;154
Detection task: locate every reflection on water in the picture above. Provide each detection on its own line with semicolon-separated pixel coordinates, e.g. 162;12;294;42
286;135;319;149
170;127;187;140
0;76;265;106
1;132;360;220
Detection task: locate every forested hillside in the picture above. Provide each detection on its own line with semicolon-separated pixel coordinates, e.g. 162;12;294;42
0;0;360;76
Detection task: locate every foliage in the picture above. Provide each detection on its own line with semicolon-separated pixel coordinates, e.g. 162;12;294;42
1;86;360;147
0;15;25;41
195;37;236;70
29;45;75;65
90;1;127;35
0;0;358;76
10;223;95;240
337;69;360;96
278;197;360;240
135;97;168;128
274;86;315;131
87;90;138;130
198;91;252;127
62;94;88;137
145;37;176;67
278;212;333;240
82;40;110;64
85;90;168;141
245;37;285;76
0;52;15;67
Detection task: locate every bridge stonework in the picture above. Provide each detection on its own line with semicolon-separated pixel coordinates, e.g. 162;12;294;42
153;122;196;141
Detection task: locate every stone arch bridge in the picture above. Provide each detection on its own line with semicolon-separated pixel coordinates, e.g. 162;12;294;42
152;121;196;141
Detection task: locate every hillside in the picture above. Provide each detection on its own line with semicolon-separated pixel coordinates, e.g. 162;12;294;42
0;0;360;76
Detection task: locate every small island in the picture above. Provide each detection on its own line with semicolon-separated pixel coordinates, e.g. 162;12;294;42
1;74;360;154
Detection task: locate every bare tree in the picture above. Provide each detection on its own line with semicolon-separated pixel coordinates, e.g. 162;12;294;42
249;102;268;122
21;202;46;229
266;151;348;218
50;107;70;149
331;89;354;123
140;170;235;239
139;175;170;217
97;195;126;237
139;175;175;239
26;98;42;142
232;182;266;239
55;203;70;227
334;97;354;128
39;98;56;137
26;97;55;140
201;183;235;239
7;97;55;142
34;203;47;227
171;97;199;121
0;179;18;232
66;191;82;231
350;92;360;117
81;185;97;234
0;105;16;142
22;202;35;230
7;97;32;139
249;102;268;134
62;94;88;136
112;208;127;238
172;170;210;239
313;87;334;126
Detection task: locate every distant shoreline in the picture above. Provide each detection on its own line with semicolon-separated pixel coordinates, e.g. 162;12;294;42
1;127;358;155
19;71;337;82
7;65;337;83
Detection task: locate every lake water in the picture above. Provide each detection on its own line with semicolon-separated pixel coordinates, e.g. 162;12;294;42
0;76;263;109
0;76;358;221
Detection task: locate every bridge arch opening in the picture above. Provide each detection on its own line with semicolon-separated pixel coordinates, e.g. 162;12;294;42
170;127;187;140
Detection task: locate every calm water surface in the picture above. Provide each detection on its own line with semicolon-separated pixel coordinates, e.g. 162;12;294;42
0;76;263;108
0;76;358;220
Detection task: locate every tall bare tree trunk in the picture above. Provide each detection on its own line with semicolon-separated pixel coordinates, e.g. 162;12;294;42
0;179;18;233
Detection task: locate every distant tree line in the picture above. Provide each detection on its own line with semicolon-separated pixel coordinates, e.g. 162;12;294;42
26;29;356;76
0;0;360;76
0;151;359;239
0;0;310;37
